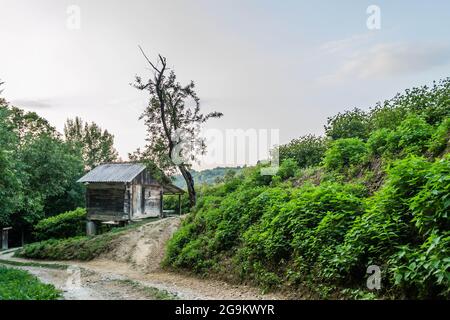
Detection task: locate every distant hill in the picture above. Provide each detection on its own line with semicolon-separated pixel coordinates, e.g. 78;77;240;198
172;166;243;189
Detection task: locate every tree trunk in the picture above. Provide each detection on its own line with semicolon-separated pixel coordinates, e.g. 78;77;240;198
178;164;196;207
138;51;198;207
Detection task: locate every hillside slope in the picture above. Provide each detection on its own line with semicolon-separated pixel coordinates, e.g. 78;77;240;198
164;79;450;299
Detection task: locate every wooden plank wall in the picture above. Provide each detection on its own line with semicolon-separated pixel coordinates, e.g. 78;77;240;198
86;183;126;220
143;185;162;216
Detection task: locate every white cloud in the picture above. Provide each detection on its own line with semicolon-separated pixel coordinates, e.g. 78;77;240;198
10;98;54;109
320;33;372;54
320;42;450;83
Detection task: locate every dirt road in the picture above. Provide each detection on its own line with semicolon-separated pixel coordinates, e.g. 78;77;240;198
0;218;286;300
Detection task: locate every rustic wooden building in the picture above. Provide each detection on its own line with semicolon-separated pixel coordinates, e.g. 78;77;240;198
77;163;184;227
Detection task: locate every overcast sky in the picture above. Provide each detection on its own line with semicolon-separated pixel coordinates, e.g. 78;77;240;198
1;0;450;168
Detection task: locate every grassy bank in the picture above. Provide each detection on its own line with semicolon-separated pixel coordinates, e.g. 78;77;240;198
16;217;160;261
0;266;62;300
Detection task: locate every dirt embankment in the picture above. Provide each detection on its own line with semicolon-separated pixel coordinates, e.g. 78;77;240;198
101;217;181;272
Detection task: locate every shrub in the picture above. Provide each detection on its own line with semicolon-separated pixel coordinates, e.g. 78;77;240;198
278;135;327;168
236;183;366;288
367;115;443;159
163;194;190;214
34;207;86;241
369;78;450;129
323;138;368;172
389;231;450;299
17;236;109;260
325;108;370;141
396;115;433;155
367;128;393;157
409;154;450;234
275;158;299;180
326;155;449;298
428;117;450;156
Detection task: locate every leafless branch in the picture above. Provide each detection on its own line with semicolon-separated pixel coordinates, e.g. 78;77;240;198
138;45;160;73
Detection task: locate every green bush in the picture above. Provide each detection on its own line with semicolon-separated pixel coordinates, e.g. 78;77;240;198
325;108;370;141
368;78;450;129
389;230;450;299
0;267;61;300
326;155;449;298
367;115;447;159
275;158;299;180
165;152;449;298
278;135;327;168
323;138;368;172
17;222;139;260
409;154;450;234
428;117;450;156
396;115;433;155
34;207;86;241
367;128;394;157
163;194;190;214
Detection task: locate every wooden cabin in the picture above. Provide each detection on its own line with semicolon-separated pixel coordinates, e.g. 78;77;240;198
77;163;184;229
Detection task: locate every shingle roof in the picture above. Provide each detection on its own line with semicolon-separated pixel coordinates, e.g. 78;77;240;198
77;163;146;183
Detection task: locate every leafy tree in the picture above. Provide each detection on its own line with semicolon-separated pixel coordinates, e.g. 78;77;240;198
7;106;57;144
14;134;85;224
0;84;85;234
64;117;118;171
325;108;369;141
133;49;223;206
277;134;326;168
0;104;22;227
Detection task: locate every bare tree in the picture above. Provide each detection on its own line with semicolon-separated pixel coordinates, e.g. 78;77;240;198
133;48;223;206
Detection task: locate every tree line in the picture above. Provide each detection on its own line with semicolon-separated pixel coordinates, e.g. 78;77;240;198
0;82;118;241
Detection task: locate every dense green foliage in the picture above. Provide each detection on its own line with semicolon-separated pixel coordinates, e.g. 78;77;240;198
0;106;21;226
325;108;370;141
64;117;118;171
0;86;119;242
277;135;327;169
164;79;450;299
0;267;61;300
163;194;191;214
33;208;86;241
0;97;85;235
17;233;118;261
323;138;368;173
